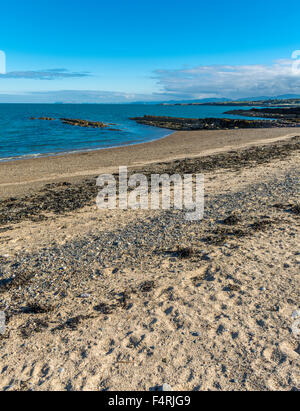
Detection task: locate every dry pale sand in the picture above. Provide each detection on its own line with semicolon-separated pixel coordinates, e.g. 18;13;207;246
0;129;299;391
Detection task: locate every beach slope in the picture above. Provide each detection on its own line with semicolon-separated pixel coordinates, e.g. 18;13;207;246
0;129;299;391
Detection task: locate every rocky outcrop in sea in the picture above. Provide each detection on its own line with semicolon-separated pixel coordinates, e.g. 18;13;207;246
29;117;120;129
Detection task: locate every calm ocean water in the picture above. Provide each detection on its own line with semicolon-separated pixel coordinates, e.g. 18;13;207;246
0;103;263;161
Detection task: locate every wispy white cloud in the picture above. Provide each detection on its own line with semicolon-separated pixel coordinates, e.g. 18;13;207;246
154;59;300;99
0;69;90;80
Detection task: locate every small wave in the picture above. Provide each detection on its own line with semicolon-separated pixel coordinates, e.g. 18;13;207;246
0;153;44;162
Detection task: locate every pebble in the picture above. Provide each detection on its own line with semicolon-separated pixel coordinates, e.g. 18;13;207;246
291;310;300;320
160;383;172;391
79;293;91;299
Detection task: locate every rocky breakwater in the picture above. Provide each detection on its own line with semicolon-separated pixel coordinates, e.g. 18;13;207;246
130;115;297;130
30;117;122;130
30;117;56;121
60;118;108;128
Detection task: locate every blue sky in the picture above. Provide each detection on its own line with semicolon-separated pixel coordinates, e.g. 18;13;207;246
1;0;300;102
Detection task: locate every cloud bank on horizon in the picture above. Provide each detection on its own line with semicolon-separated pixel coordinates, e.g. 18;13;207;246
154;59;300;100
0;90;154;104
1;59;300;103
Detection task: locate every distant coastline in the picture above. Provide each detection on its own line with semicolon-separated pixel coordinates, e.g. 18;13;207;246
160;97;300;107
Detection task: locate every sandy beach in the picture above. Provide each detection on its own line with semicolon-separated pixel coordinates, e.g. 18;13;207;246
0;128;299;391
1;127;299;199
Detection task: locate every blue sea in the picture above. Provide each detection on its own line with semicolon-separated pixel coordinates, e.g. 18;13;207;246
0;103;263;162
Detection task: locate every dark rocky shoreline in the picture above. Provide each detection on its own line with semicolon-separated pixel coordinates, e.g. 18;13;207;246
130;115;299;130
225;107;300;121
